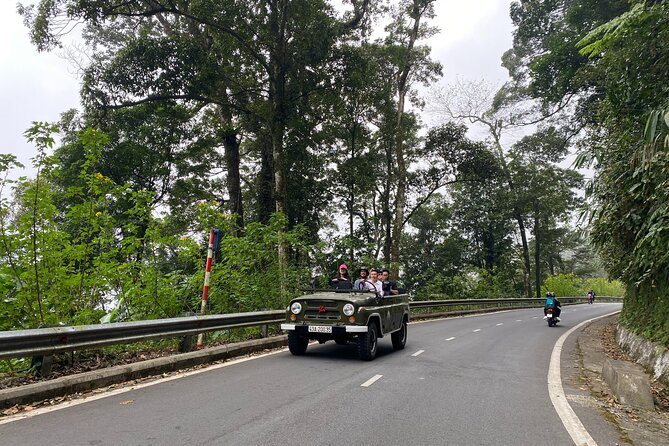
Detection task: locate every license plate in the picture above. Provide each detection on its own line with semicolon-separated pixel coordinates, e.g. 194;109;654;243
308;325;332;333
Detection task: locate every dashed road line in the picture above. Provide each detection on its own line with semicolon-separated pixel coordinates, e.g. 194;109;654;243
516;319;523;322
473;329;481;332
411;350;425;357
361;374;383;387
445;337;456;341
496;323;503;326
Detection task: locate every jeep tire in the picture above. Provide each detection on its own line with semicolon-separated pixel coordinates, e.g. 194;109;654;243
391;318;407;350
288;331;309;355
358;322;378;361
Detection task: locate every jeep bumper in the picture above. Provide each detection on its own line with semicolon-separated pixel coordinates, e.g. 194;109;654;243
281;323;368;333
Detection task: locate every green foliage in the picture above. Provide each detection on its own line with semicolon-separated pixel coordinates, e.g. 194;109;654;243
0;126;314;331
507;0;669;344
542;274;582;297
620;282;669;348
205;212;311;314
419;267;523;300
542;273;624;297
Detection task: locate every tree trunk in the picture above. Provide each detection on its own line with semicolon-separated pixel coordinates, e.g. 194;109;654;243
389;0;425;278
267;0;290;297
258;133;274;224
490;123;532;298
218;107;244;236
390;90;407;278
534;214;541;299
515;211;533;298
383;144;392;265
222;131;243;233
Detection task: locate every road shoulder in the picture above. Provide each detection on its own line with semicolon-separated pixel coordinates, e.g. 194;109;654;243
563;313;669;446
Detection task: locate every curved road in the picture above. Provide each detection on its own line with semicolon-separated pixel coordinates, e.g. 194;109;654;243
1;303;622;445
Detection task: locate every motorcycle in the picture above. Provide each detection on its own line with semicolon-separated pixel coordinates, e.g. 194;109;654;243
587;294;594;304
545;308;558;327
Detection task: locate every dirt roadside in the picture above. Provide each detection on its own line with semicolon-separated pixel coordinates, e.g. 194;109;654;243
576;314;669;445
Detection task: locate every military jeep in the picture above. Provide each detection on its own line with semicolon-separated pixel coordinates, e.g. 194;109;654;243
280;288;409;360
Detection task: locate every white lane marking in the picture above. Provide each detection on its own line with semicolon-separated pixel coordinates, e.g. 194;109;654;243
532;316;538;319
0;348;288;425
516;319;523;322
496;323;503;326
361;374;383;387
548;310;621;446
411;350;425;357
445;337;456;341
473;329;481;332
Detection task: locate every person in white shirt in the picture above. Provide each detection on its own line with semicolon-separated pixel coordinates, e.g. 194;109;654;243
364;268;383;296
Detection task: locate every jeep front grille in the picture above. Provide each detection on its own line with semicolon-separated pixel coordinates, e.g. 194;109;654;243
304;300;341;321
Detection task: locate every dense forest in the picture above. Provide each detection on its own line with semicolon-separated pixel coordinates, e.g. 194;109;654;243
1;1;664;347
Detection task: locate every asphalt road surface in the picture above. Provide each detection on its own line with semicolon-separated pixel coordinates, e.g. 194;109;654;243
1;303;623;446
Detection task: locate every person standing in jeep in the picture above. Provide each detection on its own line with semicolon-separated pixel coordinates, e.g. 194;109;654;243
330;264;353;289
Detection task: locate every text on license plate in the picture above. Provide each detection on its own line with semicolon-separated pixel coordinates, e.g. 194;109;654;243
308;325;332;333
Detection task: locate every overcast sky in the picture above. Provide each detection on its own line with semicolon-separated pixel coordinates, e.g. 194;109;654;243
0;0;514;177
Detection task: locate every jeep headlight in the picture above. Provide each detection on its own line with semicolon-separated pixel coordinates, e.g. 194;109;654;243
343;303;355;316
290;302;302;314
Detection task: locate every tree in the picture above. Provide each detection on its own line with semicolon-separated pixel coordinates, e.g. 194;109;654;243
508;127;583;297
385;0;441;277
430;80;537;297
506;0;669;344
20;0;373;239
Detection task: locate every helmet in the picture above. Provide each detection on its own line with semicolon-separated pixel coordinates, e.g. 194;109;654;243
546;292;551;297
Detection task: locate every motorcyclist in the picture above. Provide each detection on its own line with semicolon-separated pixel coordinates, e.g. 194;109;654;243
544;292;561;321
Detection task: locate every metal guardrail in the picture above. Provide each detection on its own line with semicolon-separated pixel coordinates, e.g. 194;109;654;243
0;311;283;360
0;297;623;361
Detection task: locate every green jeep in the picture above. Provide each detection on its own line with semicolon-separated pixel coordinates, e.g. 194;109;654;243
280;288;409;360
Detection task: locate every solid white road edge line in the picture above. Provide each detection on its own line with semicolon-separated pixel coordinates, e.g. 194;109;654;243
0;348;288;425
548;310;621;446
361;374;383;387
411;350;425;357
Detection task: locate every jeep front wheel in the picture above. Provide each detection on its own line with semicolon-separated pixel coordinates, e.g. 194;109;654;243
358;322;378;361
288;331;308;355
391;318;407;350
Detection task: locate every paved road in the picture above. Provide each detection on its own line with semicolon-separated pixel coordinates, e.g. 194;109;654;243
1;303;622;446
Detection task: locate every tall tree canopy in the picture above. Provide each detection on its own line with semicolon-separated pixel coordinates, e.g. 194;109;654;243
506;0;669;344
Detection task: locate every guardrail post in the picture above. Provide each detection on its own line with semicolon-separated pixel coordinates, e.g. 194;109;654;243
261;324;268;338
30;354;54;377
178;312;196;353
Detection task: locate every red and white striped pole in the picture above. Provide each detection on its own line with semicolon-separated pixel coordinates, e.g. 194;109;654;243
196;230;216;349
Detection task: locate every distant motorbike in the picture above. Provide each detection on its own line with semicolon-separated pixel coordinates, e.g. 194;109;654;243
587;293;594;304
545;308;558;327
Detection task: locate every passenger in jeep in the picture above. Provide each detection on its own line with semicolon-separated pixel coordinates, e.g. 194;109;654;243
330;264;353;289
363;268;383;295
354;266;369;290
380;268;399;296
